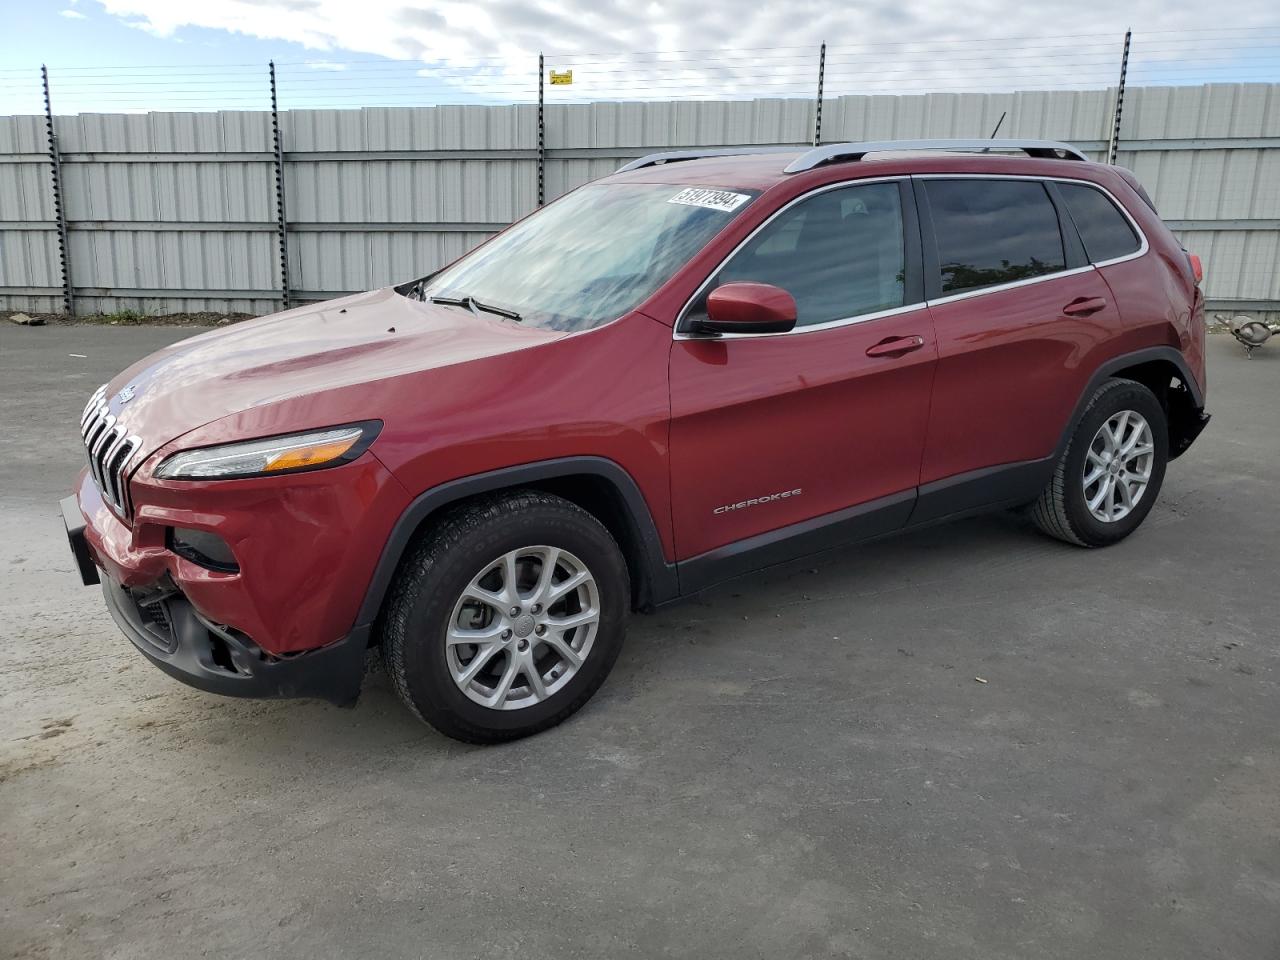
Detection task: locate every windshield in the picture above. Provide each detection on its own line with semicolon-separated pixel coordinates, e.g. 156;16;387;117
417;183;758;332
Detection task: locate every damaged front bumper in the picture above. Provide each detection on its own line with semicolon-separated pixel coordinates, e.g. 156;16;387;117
61;494;368;706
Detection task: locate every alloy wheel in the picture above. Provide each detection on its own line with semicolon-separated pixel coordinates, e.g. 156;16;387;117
445;546;600;710
1083;409;1155;523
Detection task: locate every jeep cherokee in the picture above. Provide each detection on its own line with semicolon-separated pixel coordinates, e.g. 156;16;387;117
62;138;1210;743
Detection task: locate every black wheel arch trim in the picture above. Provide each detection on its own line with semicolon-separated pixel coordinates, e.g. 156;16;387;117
355;456;679;628
1055;345;1205;462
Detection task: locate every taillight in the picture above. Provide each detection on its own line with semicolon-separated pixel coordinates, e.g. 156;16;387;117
1188;252;1203;286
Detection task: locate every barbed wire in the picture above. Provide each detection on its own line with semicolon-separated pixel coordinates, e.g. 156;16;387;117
0;29;1274;115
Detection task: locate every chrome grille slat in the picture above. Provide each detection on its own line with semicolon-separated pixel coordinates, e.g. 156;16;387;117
79;385;143;520
100;430;129;505
89;414;117;488
81;386;107;429
83;402;109;444
116;436;142;516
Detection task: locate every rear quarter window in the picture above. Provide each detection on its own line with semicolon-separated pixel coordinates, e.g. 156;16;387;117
1056;182;1142;263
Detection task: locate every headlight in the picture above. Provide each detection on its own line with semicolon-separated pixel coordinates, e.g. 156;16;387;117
155;422;381;480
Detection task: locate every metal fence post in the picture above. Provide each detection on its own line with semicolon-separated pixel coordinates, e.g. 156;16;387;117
537;53;546;207
1107;30;1131;165
813;43;826;147
268;61;291;308
41;65;73;316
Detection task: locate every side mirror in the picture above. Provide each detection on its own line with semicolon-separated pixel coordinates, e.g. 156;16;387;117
695;282;797;336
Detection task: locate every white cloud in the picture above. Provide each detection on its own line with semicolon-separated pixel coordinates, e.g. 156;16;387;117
88;0;1280;101
58;8;87;18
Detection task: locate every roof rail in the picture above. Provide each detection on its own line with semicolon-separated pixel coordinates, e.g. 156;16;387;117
783;139;1089;173
616;145;803;173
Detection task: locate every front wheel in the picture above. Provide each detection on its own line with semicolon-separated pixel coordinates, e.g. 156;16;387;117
381;490;629;743
1030;378;1169;547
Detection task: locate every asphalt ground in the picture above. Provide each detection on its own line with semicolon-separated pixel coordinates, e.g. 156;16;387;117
2;325;1278;959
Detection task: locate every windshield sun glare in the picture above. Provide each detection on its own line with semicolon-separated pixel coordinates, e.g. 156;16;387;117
420;183;758;332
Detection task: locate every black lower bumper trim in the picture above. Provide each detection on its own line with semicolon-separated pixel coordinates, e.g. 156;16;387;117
61;495;100;586
1172;410;1211;459
101;577;367;706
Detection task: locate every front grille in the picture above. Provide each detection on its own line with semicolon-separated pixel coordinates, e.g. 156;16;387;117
80;384;143;519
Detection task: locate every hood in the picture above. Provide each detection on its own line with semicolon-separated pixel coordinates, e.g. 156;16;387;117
103;287;566;456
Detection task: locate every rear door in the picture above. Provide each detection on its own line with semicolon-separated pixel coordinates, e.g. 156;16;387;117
667;179;937;576
914;175;1124;521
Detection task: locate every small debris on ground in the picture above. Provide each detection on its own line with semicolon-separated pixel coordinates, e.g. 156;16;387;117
974;676;988;684
3;309;254;327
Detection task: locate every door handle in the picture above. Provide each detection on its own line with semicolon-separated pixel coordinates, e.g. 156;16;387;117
1062;296;1107;317
866;335;926;358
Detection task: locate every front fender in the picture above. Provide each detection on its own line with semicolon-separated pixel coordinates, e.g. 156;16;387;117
353;456;680;629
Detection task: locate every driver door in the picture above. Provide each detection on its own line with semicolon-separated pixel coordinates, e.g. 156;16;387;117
667;179;937;588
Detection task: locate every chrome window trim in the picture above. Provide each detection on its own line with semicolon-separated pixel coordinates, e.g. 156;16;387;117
675;300;928;341
917;173;1150;271
672;172;1149;341
924;264;1096;308
673;176;916;341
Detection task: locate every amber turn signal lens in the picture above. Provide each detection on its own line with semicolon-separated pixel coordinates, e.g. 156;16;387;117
263;437;361;473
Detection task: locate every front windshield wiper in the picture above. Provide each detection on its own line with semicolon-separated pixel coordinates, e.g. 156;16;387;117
429;294;522;322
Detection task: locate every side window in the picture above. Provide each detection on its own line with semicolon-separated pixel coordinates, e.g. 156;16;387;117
1056;182;1141;263
925;179;1066;295
711;182;907;327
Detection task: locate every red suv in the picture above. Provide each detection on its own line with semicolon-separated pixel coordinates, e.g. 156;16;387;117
62;139;1209;742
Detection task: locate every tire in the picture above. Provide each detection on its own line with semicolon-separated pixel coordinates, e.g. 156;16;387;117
382;490;629;743
1030;378;1169;547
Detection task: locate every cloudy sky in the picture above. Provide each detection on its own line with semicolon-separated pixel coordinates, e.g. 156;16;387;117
1;0;1278;114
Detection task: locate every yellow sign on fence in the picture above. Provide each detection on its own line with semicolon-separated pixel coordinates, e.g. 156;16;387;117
549;70;573;85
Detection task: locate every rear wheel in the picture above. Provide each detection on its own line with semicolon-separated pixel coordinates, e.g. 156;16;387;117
382;490;629;743
1030;378;1168;547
